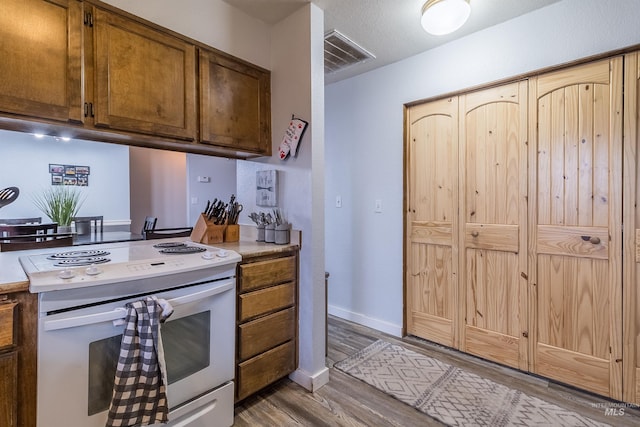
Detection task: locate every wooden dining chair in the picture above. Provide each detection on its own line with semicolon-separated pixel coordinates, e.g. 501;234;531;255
72;216;104;235
142;216;157;234
0;217;42;225
0;233;73;252
143;227;193;240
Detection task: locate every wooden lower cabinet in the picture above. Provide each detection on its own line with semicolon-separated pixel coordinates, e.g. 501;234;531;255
237;341;296;401
0;351;18;427
235;250;298;402
0;292;37;427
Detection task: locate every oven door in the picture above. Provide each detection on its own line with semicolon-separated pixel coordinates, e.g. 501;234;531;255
37;279;235;427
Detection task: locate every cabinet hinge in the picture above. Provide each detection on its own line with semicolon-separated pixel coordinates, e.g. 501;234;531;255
522;331;528;338
84;12;93;27
84;102;95;118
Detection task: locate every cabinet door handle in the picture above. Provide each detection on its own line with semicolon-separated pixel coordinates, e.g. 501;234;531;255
471;231;479;238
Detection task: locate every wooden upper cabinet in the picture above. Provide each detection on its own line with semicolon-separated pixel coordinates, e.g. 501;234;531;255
0;0;272;157
199;50;271;155
92;7;197;140
0;0;83;123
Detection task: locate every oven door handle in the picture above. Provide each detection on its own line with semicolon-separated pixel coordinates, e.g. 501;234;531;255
168;280;233;308
43;280;234;331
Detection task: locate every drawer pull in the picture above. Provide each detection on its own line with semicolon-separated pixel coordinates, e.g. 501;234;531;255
471;231;479;238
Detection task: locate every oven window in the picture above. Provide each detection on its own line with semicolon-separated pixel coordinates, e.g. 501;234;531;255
87;311;211;416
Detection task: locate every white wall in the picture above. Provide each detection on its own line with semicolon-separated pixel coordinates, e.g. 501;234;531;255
102;0;271;69
186;154;237;226
0;129;130;223
237;3;328;391
325;0;640;335
129;147;187;232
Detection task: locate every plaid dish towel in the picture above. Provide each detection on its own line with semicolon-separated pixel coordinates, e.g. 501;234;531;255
106;297;174;427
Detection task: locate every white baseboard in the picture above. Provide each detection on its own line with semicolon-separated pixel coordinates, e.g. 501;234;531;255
289;366;330;392
328;305;403;337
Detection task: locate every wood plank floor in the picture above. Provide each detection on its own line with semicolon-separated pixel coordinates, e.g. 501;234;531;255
233;316;640;426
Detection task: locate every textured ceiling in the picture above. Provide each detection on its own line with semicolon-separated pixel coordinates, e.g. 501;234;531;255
224;0;562;84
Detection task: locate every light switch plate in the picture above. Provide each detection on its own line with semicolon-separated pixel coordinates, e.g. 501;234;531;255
336;196;342;208
375;199;382;213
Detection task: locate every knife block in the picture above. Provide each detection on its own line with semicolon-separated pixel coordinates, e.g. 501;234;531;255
224;224;239;242
191;214;225;244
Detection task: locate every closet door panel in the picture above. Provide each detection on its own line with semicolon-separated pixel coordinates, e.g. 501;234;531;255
406;98;459;348
623;51;640;404
530;58;623;399
460;81;529;370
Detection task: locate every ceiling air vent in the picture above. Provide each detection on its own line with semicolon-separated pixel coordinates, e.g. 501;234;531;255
324;30;375;74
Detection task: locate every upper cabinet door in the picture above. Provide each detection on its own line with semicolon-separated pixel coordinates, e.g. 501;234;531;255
92;8;196;140
0;0;83;123
199;50;271;155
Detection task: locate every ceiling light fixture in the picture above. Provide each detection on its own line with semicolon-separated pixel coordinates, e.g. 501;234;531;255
421;0;471;36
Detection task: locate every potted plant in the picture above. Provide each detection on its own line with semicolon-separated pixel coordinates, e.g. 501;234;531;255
32;186;86;233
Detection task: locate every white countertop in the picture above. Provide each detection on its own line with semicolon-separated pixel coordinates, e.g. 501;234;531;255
0;225;300;294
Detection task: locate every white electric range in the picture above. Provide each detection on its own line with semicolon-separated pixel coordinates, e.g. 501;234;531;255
20;239;241;427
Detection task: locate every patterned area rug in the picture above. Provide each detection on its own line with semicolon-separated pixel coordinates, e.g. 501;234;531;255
334;340;609;427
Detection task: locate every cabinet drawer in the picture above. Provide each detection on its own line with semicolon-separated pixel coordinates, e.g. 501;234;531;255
0;302;17;349
236;340;296;401
239;256;296;292
238;308;295;361
238;282;295;322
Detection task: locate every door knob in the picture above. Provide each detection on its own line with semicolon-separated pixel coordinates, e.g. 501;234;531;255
581;235;601;245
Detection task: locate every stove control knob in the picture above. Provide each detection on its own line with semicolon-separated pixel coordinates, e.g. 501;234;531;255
201;251;214;260
58;269;76;279
85;266;103;276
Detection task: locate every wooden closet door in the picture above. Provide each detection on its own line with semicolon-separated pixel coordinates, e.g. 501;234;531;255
406;98;459;348
529;58;623;399
459;82;528;370
623;51;640;404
